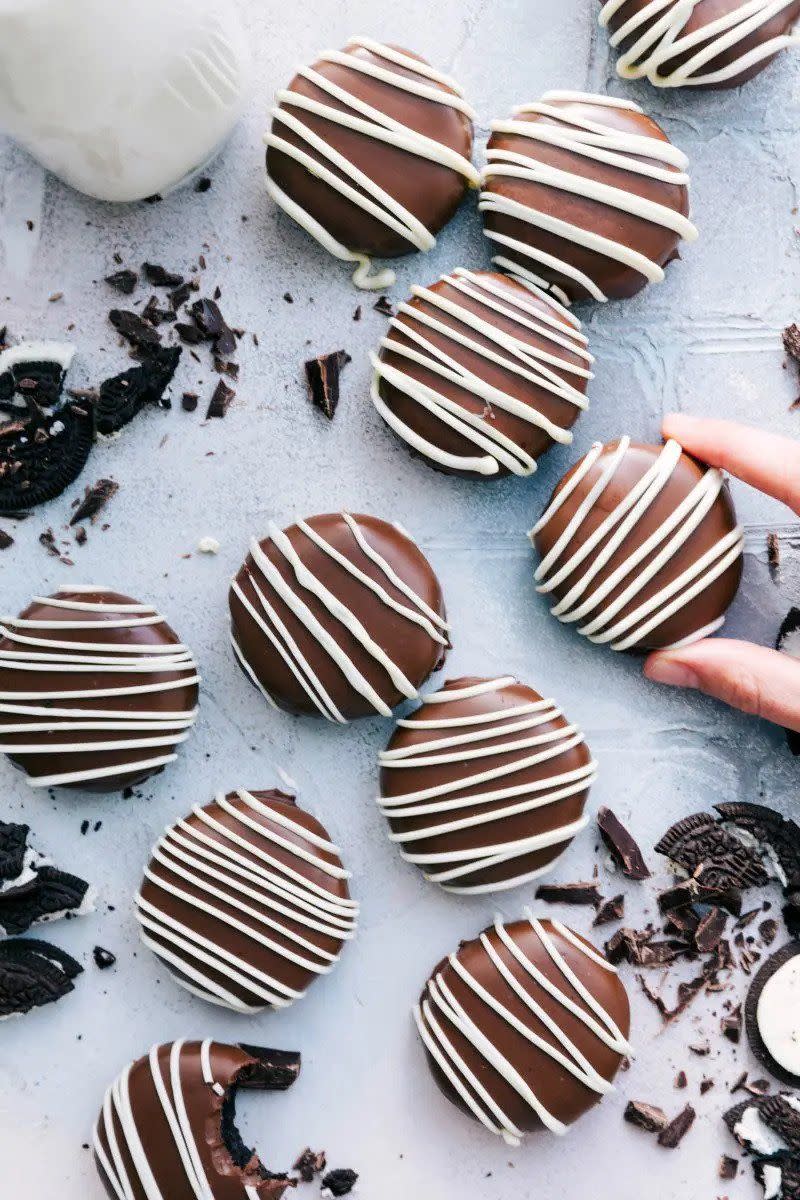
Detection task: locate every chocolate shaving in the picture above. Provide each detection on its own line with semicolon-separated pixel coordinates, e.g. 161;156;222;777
593;894;625;926
305;350;350;421
206;379;235;420
658;872;742;917
69;478;118;526
675;1071;687;1089
657;1104;695;1149
597;807;650;879
104;269;138;295
535;880;602;906
0;938;83;1017
759;918;778;945
624;1100;668;1132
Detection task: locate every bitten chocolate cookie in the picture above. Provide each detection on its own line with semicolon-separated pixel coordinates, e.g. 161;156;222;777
530;437;744;652
415;915;631;1142
370;269;593;479
600;0;800;90
265;37;478;289
136;788;358;1013
480;91;697;303
745;942;800;1087
94;1040;300;1200
0;587;199;791
229;512;449;721
378;676;596;893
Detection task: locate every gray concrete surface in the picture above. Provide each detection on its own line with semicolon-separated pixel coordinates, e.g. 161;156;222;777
0;1;799;1197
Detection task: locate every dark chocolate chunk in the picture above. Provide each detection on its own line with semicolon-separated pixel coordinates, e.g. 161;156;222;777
722;1004;742;1044
597;806;650;879
321;1168;358;1197
700;1078;714;1095
142;263;184;288
93;946;116;970
95;346;181;434
142;295;176;327
761;918;779;945
695;906;727;953
108;309;162;349
0;865;92;936
719;1155;738;1180
373;295;394;316
657;1104;695;1149
675;1071;687;1089
69;477;118;526
624;1100;668;1132
689;1039;710;1056
292;1147;326;1183
206;379;235;419
606;927;686;968
783;323;800;364
169;281;193;311
175;321;206;345
195;177;212;193
767;532;781;575
181;392;198;412
0;528;13;548
0;937;82;1017
745;942;800;1086
190;298;236;356
535;880;602;906
593;894;625;926
305;350;350;421
105;269;138;295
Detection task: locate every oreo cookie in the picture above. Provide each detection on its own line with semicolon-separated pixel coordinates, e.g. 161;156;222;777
0;938;83;1018
655;811;768;892
0;399;93;513
745;943;800;1088
0;820;95;935
0;342;74;417
717;803;800;896
777;609;800;757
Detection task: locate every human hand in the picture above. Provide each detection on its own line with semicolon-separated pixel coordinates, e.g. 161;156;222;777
644;414;800;734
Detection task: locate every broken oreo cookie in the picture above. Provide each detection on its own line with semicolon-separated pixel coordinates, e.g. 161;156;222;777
724;1091;800;1200
746;943;800;1088
95;346;181;434
0;937;83;1018
777;609;800;756
0;819;95;935
655;810;769;893
0;342;74;416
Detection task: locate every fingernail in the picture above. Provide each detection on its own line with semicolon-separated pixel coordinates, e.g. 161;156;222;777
645;656;700;689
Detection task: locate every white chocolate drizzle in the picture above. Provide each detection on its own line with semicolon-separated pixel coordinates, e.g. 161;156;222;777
94;1039;258;1200
600;0;800;88
480;90;698;303
370;268;592;477
0;587;199;788
531;437;744;651
230;512;449;722
135;789;358;1014
264;37;479;290
414;914;631;1143
378;676;596;893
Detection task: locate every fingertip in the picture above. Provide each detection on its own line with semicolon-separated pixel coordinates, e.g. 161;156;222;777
661;411;700;442
644;651;699;690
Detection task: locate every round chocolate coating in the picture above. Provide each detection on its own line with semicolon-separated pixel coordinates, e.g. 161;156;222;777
229;512;449;721
532;439;743;652
481;94;692;303
266;40;474;259
372;269;592;480
94;1040;299;1200
378;676;595;893
0;587;198;792
602;0;800;90
416;917;631;1139
136;788;357;1013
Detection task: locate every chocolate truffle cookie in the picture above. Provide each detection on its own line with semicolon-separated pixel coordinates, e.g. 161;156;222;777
0;586;199;791
531;437;744;652
378;676;596;893
745;942;800;1086
600;0;800;90
265;37;478;289
415;915;631;1142
480;91;697;304
136;788;358;1013
229;512;449;721
94;1040;300;1200
370;269;593;479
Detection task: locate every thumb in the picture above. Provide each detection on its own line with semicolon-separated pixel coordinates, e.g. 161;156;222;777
644;639;800;734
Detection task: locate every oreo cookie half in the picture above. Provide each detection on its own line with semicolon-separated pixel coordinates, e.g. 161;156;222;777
746;943;800;1088
776;608;800;758
0;342;74;416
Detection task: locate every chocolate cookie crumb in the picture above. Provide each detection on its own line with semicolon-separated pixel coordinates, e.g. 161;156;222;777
624;1100;668;1132
93;947;116;970
321;1168;358;1197
69;478;118;526
657;1104;695;1149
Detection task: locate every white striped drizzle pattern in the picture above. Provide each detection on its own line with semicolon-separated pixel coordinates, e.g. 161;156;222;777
600;0;800;89
264;37;479;290
414;915;631;1143
0;586;199;788
378;677;596;893
136;789;359;1013
480;90;698;304
93;1039;265;1200
531;437;745;651
230;512;449;722
370;268;592;477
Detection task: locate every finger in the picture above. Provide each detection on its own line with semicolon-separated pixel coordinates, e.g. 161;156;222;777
644;638;800;733
661;413;800;516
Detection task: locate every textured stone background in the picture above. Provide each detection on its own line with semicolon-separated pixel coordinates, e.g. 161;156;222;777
1;1;799;1196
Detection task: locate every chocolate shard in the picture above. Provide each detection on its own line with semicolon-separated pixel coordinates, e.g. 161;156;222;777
95;346;181;434
624;1100;668;1132
597;807;650;879
142;263;184;288
675;1071;687;1089
321;1168;358;1197
69;478;118;526
783;323;800;364
657;1104;695;1149
0;865;94;936
373;295;394;316
721;1003;742;1044
206;378;235;420
606;927;687;968
719;1155;738;1180
0;528;13;549
535;880;602;906
175;321;206;345
0;937;83;1017
105;269;138;295
760;918;779;946
305;350;350;421
238;1045;301;1091
108;309;162;349
593;894;625;926
694;906;727;953
658;874;742;917
190;298;237;356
